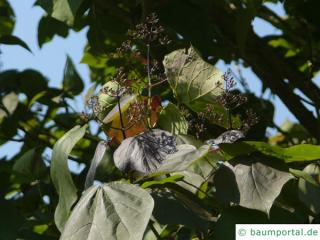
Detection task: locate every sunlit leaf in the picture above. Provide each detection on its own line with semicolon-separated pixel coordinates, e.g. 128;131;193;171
51;125;87;232
84;141;109;189
141;174;184;189
163;46;223;106
158;102;188;135
36;0;84;25
220;141;320;162
290;168;320;187
158;145;210;173
113;129;178;174
2;91;19;115
60;182;154;240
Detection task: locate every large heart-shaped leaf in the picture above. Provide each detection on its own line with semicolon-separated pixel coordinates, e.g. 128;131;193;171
60;182;154;240
113;129;178;173
215;157;293;215
51;125;87;232
298;163;320;214
113;129;210;175
163;46;223;106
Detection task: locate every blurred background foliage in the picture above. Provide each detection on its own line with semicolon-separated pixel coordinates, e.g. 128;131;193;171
0;0;320;239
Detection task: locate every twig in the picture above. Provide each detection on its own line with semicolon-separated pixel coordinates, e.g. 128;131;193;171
117;95;126;139
148;222;161;239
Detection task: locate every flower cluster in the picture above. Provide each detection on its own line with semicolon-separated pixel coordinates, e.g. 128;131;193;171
129;12;171;46
183;70;259;139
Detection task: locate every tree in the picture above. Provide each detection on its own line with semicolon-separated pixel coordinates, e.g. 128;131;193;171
1;0;320;239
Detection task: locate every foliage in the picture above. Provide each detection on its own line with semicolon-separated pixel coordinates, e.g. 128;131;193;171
1;0;320;240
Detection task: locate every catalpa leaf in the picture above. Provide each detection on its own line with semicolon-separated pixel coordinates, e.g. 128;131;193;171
220;141;320;162
158;102;188;135
163;46;223;106
60;182;154;240
114;129;178;173
298;163;320;214
37;0;84;26
113;129;209;175
63;56;84;95
84;141;109;190
215;157;293;215
51;125;87;232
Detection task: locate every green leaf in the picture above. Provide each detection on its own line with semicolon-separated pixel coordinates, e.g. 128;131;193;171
289;168;320;187
12;148;36;181
36;0;84;25
60;182;154;240
51;125;87;232
158;102;188;135
27;91;47;108
163;46;223;107
0;0;15;36
84;141;109;189
113;129;179;174
215;157;293;215
158;145;210;173
220;141;320;163
187;151;220;179
141;174;184;189
95;81;123;121
175;170;205;194
298;163;320;214
63;56;84;95
0;35;32;52
114;129;210;175
102;94;135;124
0;70;48;98
38;16;69;47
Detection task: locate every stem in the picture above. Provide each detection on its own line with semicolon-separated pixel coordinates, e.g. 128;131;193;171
227;108;232;130
146;43;152;129
117;95;126;139
181;179;208;197
148;222;161;239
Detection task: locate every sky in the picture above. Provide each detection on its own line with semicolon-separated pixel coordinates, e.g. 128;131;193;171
0;0;316;159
